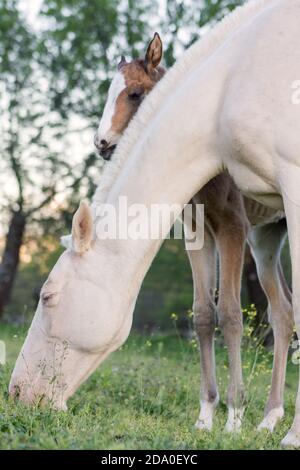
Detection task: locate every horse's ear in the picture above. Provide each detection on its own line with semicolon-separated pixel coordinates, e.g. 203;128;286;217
145;32;163;72
71;201;93;254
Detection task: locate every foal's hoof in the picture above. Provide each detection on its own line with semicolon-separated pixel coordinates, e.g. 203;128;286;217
257;407;284;433
281;431;300;448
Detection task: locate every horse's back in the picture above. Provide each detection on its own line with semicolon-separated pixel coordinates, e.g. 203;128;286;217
217;0;300;208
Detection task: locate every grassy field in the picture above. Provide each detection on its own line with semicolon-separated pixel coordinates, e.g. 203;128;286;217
0;321;298;450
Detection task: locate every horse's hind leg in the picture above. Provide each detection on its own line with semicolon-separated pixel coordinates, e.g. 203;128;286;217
278;256;292;303
216;212;247;432
248;220;293;432
186;229;219;431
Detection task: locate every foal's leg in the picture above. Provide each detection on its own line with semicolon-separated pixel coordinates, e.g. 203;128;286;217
248;220;293;432
216;218;247;432
186;230;219;431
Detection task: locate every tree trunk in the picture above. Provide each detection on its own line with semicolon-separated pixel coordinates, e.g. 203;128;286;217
0;211;26;316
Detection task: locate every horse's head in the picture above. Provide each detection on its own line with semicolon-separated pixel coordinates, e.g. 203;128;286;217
9;202;133;409
94;33;165;160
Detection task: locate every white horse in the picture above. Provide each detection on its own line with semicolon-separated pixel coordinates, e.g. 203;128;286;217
94;32;292;434
10;0;300;447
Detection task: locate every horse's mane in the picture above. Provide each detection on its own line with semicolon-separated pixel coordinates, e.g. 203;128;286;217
91;0;274;213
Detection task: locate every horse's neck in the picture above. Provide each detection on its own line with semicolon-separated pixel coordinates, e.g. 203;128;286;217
128;61;231;186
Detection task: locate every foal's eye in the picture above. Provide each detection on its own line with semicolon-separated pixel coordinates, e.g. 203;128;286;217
128;91;143;101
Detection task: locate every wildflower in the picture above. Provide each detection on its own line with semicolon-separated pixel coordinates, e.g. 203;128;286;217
292;349;300;365
189;339;198;349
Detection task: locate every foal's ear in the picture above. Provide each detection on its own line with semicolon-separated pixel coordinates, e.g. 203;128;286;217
118;55;127;70
145;32;163;72
71;201;93;254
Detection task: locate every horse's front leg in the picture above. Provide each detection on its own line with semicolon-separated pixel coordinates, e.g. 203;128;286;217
216;212;247;432
281;187;300;447
249;221;293;433
186;229;219;431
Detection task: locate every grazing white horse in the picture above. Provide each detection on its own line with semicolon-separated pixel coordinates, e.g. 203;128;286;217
10;0;300;447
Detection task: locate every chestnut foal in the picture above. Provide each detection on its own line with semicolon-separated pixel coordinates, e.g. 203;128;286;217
94;34;293;432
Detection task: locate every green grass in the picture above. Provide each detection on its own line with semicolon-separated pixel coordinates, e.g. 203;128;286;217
0;322;298;450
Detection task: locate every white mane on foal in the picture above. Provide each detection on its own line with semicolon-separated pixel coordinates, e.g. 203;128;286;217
91;0;273;213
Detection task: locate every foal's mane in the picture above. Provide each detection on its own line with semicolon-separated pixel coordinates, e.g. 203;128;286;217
92;0;274;213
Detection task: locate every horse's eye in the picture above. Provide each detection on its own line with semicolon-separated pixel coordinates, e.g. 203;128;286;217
41;291;60;308
128;91;143;101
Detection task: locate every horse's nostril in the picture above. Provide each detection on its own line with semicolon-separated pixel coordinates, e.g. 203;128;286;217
100;139;108;147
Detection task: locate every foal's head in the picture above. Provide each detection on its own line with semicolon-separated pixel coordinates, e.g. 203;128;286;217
94;33;165;159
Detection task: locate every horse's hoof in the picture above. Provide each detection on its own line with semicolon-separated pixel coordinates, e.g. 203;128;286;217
194;419;212;432
195;398;219;432
281;431;300;448
257;407;284;433
224;420;242;433
224;407;243;433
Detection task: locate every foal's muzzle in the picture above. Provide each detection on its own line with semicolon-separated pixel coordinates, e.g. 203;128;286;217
99;145;116;160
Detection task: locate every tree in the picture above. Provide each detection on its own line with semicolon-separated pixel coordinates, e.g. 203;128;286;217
0;0;69;316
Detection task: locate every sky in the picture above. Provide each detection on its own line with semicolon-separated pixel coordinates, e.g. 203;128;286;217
19;0;42;24
19;0;166;27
